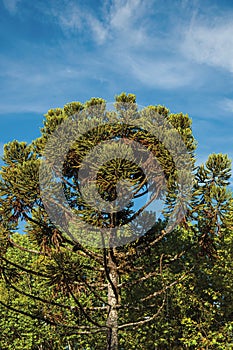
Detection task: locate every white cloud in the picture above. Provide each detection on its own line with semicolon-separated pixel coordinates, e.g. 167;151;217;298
181;17;233;73
108;0;152;49
221;98;233;113
49;2;108;45
126;56;195;89
0;49;115;114
109;0;145;30
51;0;150;47
86;15;108;45
2;0;20;14
45;0;188;89
54;3;83;31
2;0;223;114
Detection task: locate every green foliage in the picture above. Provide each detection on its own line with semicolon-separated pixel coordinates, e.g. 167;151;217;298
0;93;232;349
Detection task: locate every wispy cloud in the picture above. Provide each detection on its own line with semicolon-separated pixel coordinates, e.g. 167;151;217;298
87;15;108;44
50;0;198;89
1;1;233;110
2;0;21;14
181;15;233;73
221;98;233;113
126;57;195;89
55;2;83;31
0;54;93;114
109;0;149;38
48;1;108;44
109;0;143;30
2;0;201;91
51;0;151;46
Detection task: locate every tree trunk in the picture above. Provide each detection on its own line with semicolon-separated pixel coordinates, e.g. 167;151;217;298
106;249;119;350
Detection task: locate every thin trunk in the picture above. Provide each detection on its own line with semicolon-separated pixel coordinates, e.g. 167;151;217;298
106;249;119;350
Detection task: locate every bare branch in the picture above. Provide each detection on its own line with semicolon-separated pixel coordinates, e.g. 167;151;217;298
141;268;193;303
118;297;166;329
118;270;160;289
7;237;48;256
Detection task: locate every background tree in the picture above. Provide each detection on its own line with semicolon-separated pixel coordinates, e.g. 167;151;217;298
0;233;68;350
0;93;232;349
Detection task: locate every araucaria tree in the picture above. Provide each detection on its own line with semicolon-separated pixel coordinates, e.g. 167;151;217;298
0;93;232;349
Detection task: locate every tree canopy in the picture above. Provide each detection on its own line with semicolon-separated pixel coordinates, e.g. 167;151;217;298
0;93;232;349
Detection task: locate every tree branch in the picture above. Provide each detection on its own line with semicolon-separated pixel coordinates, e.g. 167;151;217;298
0;255;50;278
118;297;166;329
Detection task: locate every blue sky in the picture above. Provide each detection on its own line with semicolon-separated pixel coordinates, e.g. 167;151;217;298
0;0;233;185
